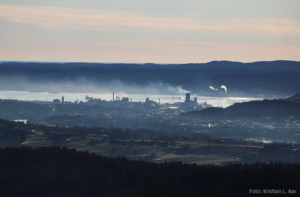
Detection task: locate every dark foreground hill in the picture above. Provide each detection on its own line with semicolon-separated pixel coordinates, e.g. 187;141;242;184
0;146;299;197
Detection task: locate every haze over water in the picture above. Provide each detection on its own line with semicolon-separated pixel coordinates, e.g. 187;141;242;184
0;91;262;108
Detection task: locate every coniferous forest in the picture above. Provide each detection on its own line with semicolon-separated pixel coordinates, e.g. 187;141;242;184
0;146;299;197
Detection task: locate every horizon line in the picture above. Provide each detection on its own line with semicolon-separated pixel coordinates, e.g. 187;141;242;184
0;60;299;65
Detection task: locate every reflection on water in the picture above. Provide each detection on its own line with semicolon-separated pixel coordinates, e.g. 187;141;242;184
13;119;28;124
0;91;263;108
246;138;272;144
246;138;297;144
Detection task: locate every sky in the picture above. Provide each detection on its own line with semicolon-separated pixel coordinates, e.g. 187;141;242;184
0;0;300;63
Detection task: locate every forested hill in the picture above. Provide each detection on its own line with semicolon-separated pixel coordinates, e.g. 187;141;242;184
0;146;299;197
286;93;300;103
226;99;300;112
1;60;300;71
1;61;300;96
181;98;300;119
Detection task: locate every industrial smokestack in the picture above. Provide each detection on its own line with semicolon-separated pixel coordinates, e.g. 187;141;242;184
186;93;190;103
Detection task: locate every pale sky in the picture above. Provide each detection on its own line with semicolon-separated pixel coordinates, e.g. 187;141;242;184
0;0;300;63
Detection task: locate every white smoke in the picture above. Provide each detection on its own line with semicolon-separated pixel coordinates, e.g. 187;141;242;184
175;86;189;94
221;85;227;94
209;85;215;90
119;91;129;98
0;75;191;96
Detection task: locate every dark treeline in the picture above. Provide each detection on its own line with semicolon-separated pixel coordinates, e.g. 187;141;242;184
0;146;299;197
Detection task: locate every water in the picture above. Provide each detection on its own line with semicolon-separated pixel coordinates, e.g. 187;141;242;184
246;138;296;144
0;91;262;108
246;138;272;144
13;119;28;124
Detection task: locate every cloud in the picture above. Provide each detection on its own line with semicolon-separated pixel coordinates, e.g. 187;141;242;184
0;4;300;36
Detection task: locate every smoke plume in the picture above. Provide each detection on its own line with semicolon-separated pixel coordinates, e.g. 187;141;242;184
221;85;227;94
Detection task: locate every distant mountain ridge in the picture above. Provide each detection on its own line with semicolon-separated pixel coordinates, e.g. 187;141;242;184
0;60;300;96
0;60;300;71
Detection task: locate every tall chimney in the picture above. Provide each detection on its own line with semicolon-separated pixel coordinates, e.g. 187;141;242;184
185;93;190;103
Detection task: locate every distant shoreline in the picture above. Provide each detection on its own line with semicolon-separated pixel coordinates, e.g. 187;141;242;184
0;90;264;108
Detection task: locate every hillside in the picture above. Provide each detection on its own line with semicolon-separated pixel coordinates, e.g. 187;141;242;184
1;61;300;96
0;146;299;197
286;93;300;103
1;60;300;71
181;98;300;120
227;99;300;112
